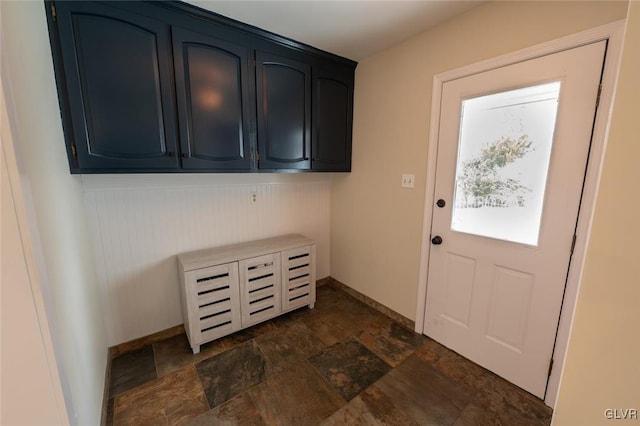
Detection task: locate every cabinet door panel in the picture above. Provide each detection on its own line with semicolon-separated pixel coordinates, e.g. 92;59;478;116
55;2;178;170
313;69;353;171
256;52;311;170
172;27;253;170
184;262;241;350
239;254;281;327
281;245;316;311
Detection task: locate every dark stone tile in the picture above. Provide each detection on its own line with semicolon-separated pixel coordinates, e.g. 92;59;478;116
186;393;266;426
453;403;500;426
412;337;450;365
336;298;390;333
302;306;359;346
219;321;277;347
302;299;387;347
336;297;388;324
322;385;419;426
153;333;228;377
414;339;552;424
105;398;114;426
113;365;209;425
414;339;492;395
493;401;552;426
256;322;326;374
195;341;269;408
271;306;317;327
248;361;346;425
375;354;472;425
357;317;424;367
330;280;416;330
308;338;391;401
474;374;553;425
109;345;157;397
458;399;551;426
314;285;350;310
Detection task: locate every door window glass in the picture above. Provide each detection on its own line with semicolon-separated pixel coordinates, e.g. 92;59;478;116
451;82;561;245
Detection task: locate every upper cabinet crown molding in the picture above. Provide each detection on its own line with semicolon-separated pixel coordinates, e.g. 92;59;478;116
44;0;356;174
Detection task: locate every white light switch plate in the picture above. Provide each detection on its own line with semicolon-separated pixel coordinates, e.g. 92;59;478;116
401;174;415;188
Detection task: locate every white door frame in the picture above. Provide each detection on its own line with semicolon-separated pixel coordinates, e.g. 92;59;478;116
414;20;626;408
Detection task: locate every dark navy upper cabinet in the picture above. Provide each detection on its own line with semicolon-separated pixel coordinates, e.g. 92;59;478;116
172;27;253;171
256;52;311;171
46;1;356;173
51;2;179;172
312;68;354;171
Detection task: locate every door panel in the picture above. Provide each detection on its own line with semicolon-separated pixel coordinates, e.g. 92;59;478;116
485;266;533;352
256;52;311;170
424;41;606;398
441;253;475;328
172;27;253;170
56;2;179;170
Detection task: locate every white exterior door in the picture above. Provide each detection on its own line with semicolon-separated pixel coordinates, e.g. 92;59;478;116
424;41;606;398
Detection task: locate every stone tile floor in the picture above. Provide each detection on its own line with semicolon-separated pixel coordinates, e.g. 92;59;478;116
106;283;552;425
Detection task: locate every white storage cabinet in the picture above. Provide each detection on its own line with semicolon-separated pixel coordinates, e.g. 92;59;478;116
178;235;316;354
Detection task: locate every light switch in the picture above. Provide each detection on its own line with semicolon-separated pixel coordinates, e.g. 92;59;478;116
401;174;415;188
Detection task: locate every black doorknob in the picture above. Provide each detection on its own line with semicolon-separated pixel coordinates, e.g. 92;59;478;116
431;236;443;245
436;199;446;208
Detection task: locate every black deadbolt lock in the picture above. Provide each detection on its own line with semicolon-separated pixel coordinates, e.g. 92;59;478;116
436;199;446;208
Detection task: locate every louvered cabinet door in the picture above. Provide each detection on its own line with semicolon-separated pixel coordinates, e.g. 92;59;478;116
239;254;281;327
281;245;316;311
184;263;241;352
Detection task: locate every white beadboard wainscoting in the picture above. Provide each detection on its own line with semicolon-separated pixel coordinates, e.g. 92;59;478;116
82;174;331;346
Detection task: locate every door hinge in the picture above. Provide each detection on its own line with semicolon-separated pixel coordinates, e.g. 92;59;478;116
50;3;57;22
548;358;554;377
570;233;577;255
70;144;77;161
595;83;602;109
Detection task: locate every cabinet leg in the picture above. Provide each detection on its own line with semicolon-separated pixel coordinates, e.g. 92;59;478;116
308;302;315;309
192;345;200;355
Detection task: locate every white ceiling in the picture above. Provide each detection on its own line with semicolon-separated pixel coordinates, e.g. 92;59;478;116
186;1;483;61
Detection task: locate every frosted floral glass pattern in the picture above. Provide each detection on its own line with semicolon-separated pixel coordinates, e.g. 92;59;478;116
451;82;561;245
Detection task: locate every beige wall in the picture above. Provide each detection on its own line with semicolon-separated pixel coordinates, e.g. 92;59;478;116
553;2;640;424
1;2;108;424
331;1;628;321
1;85;68;424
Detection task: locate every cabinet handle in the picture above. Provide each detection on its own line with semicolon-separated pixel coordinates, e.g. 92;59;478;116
248;262;273;270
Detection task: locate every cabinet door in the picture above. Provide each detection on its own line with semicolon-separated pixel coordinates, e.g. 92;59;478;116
281;245;316;311
172;27;254;170
239;254;281;327
54;2;179;171
184;263;241;346
256;52;311;170
312;68;354;171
